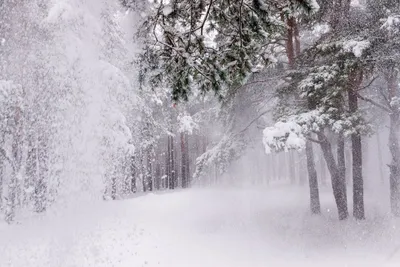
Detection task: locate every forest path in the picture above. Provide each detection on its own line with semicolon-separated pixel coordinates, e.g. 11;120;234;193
0;186;400;267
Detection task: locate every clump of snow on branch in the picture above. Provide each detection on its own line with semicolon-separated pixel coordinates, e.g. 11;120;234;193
308;0;320;12
178;114;198;134
342;40;370;58
263;121;306;154
381;14;400;32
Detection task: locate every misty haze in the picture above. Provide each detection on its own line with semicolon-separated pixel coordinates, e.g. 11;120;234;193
1;0;400;266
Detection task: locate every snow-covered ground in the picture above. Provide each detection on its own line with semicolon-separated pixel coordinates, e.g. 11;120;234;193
1;185;400;267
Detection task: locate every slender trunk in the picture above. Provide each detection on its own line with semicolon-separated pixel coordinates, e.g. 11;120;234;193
388;70;400;216
306;140;321;214
285;16;295;68
5;105;22;223
168;135;176;190
0;135;5;209
5;173;17;223
155;163;161;190
185;134;190;186
35;135;47;213
345;146;352;185
0;154;3;209
318;131;348;220
352;134;364;219
180;133;190;188
271;154;276;181
111;175;117;199
337;132;346;186
181;133;188;188
289;151;296;184
376;133;385;184
320;150;327;186
348;72;365;220
146;147;153;192
389;111;400;216
293;18;301;57
130;156;137;193
299;151;307;186
166;137;171;189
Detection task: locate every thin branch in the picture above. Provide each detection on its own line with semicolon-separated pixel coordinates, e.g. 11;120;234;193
357;76;378;91
356;92;391;113
379;88;391;106
200;0;213;36
237;108;272;134
239;0;244;48
242;75;288;87
243;3;259;14
307;137;323;144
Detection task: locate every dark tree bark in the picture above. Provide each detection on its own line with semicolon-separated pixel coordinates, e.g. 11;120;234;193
318;131;349;220
348;72;365;220
306;140;321;214
293;18;301;57
337;132;346;187
285;16;295;68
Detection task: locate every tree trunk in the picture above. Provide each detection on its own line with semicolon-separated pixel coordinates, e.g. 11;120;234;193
388;70;400;216
318;131;348;220
166;137;171;189
0;135;6;209
299;151;307;186
389;111;400;216
181;133;190;188
130;156;137;193
320;150;327;186
0;153;3;209
146;146;153;192
35;135;47;213
337;132;346;187
271;154;276;181
168;135;176;190
111;175;117;200
348;73;365;220
5;173;17;223
285;15;295;68
5;105;23;223
306;140;321;214
289;151;296;184
155;163;161;190
293;18;301;57
376;133;385;185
